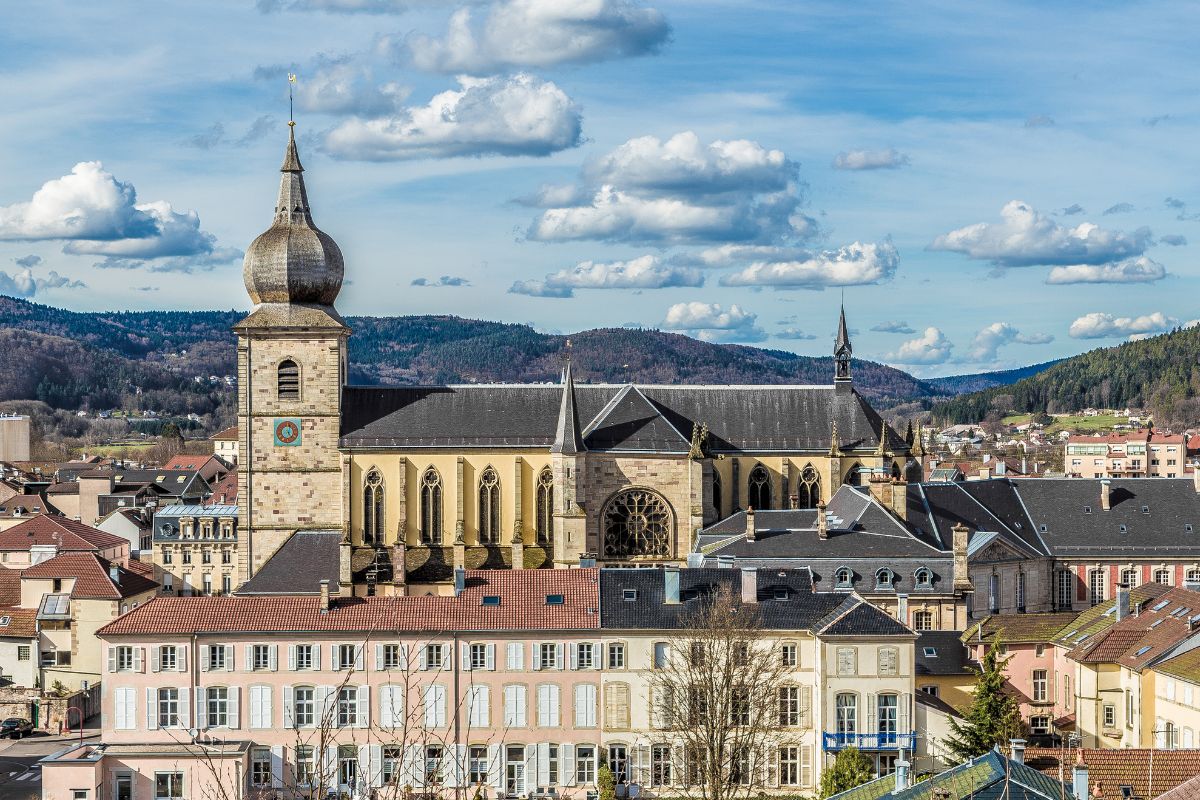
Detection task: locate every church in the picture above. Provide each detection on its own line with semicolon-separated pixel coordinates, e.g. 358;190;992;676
233;126;918;596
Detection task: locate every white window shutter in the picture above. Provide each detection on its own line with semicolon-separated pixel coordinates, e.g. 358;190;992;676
452;744;466;788
801;746;812;787
146;687;157;730
550;685;560;726
269;645;278;671
594;641;603;667
537;685;548;727
261;686;273;728
562;743;576;786
425;685;438;728
442;644;452;671
248;686;261;729
332;645;341;671
244;644;254;670
200;645;210;672
319;685;335;723
866;693;876;730
225;644;234;671
150;647;160;673
463;643;473;671
134;647;144;672
107;647;116;673
507;642;524;671
375;643;385;671
801;685;812;728
533;644;543;671
195;689;207;730
312;645;321;671
282;685;294;728
487;744;503;790
525;744;538;793
178;687;190;728
569;645;579;670
270;745;285;789
420;645;430;671
437;685;447;727
368;744;383;789
380;685;398;729
486;643;496;670
555;643;564;669
356;645;366;671
537;743;551;786
397;643;408;670
178;646;188;673
357;685;370;728
287;645;296;671
228;687;240;729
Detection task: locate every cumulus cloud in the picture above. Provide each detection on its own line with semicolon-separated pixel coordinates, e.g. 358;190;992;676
405;0;670;73
968;322;1053;362
527;132;808;245
1102;202;1135;215
257;0;408;12
832;148;910;171
61;200;222;260
13;254;41;268
509;255;702;298
661;301;766;342
295;61;406;116
411;275;471;287
929;200;1152;268
0;267;85;298
871;320;915;334
324;74;582;160
1045;256;1167;285
886;327;954;365
719;241;899;289
1068;311;1178;339
1160;234;1187;246
1060;204;1085;216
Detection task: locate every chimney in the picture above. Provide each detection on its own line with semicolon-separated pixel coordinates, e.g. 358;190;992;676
1010;739;1026;765
453;567;466;597
664;566;680;605
979;467;992;480
740;567;758;604
579;553;597;568
716;555;734;569
319;579;331;613
817;502;828;540
1117;584;1130;621
1072;763;1089;800
892;760;910;794
745;507;756;542
869;472;892;507
952;523;973;592
1100;478;1111;511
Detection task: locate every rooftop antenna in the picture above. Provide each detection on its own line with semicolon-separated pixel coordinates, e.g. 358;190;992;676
287;72;297;127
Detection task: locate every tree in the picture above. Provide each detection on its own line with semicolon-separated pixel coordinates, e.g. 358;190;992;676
818;747;875;799
944;638;1021;759
649;585;793;800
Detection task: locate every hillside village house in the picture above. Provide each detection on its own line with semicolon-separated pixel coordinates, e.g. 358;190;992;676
41;567;920;799
1065;431;1185;479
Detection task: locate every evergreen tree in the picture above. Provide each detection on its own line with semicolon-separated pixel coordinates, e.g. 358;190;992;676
819;747;876;799
944;637;1021;759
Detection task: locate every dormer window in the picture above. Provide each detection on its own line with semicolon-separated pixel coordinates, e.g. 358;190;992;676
876;568;895;589
773;589;789;601
915;568;932;588
835;567;852;589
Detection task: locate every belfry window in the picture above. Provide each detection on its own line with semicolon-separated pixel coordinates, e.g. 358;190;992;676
277;359;300;401
536;468;554;545
748;465;772;511
478;467;500;544
796;464;821;509
363;470;383;545
421;468;443;544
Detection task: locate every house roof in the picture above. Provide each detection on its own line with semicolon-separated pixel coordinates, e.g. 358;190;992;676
916;631;977;675
21;552;158;600
0;607;37;639
0;516;127;551
1066;586;1200;670
1156;773;1200;800
162;454;220;471
202;470;238;506
340;383;905;454
0;568;20;606
236;531;342;595
962;612;1081;644
1053;584;1170;648
1023;748;1200;800
103;568;601;635
209;426;238;441
827;749;1069;800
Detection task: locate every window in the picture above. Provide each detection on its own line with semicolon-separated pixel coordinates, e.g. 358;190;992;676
539;642;560;669
482;595;501;607
16;645;29;662
876;568;894;589
380;747;401;785
1031;716;1050;734
336;687;357;727
478;467;501;544
1121;567;1137;587
835;567;853;589
221;574;231;595
115;646;135;672
779;747;800;786
155;773;184;800
835;693;857;735
293;686;315;728
920;685;939;698
506;642;525;671
781;642;798;667
221;550;231;565
294;644;315;670
730;685;750;725
420;467;443;544
1017;571;1027;611
469;643;488;670
915;568;932;588
1089;568;1106;606
507;745;528;796
604;683;630;729
651;745;673;787
339;744;359;789
536;468;554;545
653;641;669;669
779;685;803;726
337;643;361;671
201;549;212;565
748;464;772;510
363;469;384;544
252;644;271;671
546;594;565;605
1032;670;1048;702
295;746;316;786
425;684;447;728
158;688;180;727
1104;703;1117;728
1155;568;1172;585
711;470;723;518
202;573;213;596
608;745;628;785
425;643;445;671
877;694;898;743
575;642;594;669
576;745;596;785
207;687;229;727
277;359;300;401
504;685;527;727
878;647;898;676
913;610;934;631
836;646;857;676
622;589;638;602
989;573;1000;613
537;684;561;727
602;488;671;558
207;644;227;671
574;684;597;727
1188;568;1200;584
163;549;173;565
468;746;488;785
1057;569;1074;609
608;642;625;669
797;464;821;509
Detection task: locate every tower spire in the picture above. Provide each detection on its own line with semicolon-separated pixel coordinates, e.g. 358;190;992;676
834;304;853;386
552;356;586;454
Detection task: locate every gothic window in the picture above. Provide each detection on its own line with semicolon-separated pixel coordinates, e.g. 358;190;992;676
748;465;772;511
478;467;500;544
711;470;723;519
890;461;901;480
536;468;554;545
602;489;672;559
363;469;384;545
420;468;443;544
796;464;821;509
277;359;300;401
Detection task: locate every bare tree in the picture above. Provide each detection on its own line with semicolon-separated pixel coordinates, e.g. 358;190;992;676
649;586;796;800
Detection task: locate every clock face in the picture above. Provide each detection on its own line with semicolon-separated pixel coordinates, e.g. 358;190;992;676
273;418;302;447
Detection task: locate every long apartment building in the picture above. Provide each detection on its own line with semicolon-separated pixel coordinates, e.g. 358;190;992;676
42;566;916;800
1065;431;1186;479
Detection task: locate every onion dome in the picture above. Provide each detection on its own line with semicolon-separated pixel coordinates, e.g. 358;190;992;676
242;123;344;306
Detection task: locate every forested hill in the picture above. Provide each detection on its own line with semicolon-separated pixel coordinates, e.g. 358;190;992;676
924;360;1062;395
0;296;941;414
932;326;1200;427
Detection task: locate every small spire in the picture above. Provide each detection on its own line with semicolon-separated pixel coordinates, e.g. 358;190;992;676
835;304;852;356
829;421;843;457
834;304;852;385
281;122;304;173
552;358;586;455
876;418;889;457
913;421;926;457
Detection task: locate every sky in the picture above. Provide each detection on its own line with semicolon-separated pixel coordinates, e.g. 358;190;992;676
1;0;1198;377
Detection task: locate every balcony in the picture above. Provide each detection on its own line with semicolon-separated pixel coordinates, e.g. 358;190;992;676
822;732;917;752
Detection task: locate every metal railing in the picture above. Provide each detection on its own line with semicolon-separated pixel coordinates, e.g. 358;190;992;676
822;731;917;751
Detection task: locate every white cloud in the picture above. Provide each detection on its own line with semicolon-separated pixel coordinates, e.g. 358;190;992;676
412;275;470;287
719;241;898;289
13;254;41;268
1045;256;1167;284
775;327;816;340
509;254;703;298
661;301;766;342
968;322;1054;361
930;200;1152;268
0;267;85;298
871;320;915;334
1102;202;1134;215
1068;311;1178;339
294;61;406;116
832;148;910;170
257;0;409;13
527;132;807;245
886;327;954;365
63;200;220;259
406;0;670;73
324;74;582;160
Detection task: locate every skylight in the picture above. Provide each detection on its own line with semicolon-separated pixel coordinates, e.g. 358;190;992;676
1119;525;1128;533
622;589;637;602
1153;600;1171;611
545;594;565;605
923;647;937;658
1135;646;1152;656
1151;619;1164;628
1142;506;1150;514
481;596;501;607
1083;506;1092;514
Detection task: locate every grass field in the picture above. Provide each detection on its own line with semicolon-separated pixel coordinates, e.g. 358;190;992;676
1001;412;1130;435
74;442;155;457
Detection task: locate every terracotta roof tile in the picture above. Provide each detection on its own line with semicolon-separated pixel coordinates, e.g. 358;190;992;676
162;455;211;470
1067;586;1200;669
0;516;128;552
101;568;600;635
209;426;238;441
1024;748;1200;800
1157;773;1200;800
0;607;37;639
21;552;158;600
964;612;1080;644
201;471;238;506
0;568;20;606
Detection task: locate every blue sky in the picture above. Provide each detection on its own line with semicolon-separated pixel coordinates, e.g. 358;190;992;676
1;0;1198;376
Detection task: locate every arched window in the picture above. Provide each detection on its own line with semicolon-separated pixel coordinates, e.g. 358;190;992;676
845;464;864;486
796;464;821;509
835;567;853;589
1121;567;1138;587
277;359;300;401
1187;568;1200;584
363;469;383;545
1155;567;1172;586
420;468;443;544
747;465;772;510
535;468;554;545
890;461;901;480
877;693;899;744
915;567;932;588
711;470;722;518
835;693;857;736
602;489;672;559
478;467;500;544
875;568;894;589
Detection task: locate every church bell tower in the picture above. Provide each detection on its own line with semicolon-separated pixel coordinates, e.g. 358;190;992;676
234;123;349;581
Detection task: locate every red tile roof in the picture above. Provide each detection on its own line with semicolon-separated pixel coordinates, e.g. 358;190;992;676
22;552;158;600
1067;586;1200;670
125;558;155;579
100;568;601;636
1023;748;1200;800
0;567;20;606
1158;773;1200;800
209;426;238;441
0;607;37;639
0;516;127;552
202;471;238;506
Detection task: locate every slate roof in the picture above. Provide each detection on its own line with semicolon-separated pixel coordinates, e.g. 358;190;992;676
963;612;1081;644
916;631;977;675
104;568;601;635
1023;748;1200;800
340;384;905;454
1157;773;1200;800
827;750;1070;800
21;552;158;600
0;516;128;551
237;531;342;595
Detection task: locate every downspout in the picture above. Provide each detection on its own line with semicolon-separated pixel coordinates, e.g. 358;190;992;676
245;337;254;581
453;630;461;800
